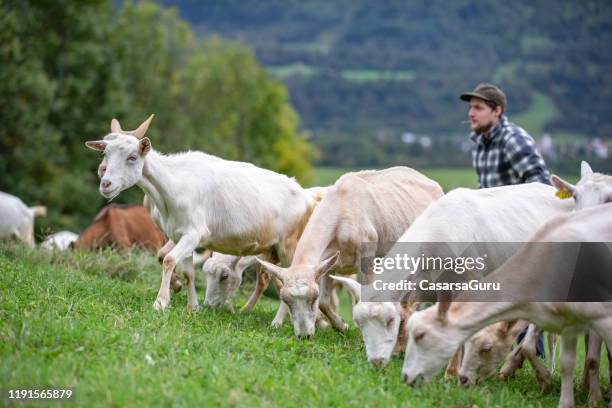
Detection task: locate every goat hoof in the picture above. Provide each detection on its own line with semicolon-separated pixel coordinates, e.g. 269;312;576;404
539;378;553;393
588;390;602;407
270;319;283;329
316;319;330;329
153;297;168;311
238;306;252;314
336;322;349;332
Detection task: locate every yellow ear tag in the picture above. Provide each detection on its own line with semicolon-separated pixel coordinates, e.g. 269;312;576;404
555;189;572;199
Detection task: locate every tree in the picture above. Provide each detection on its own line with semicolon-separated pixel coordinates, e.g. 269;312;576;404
0;0;314;233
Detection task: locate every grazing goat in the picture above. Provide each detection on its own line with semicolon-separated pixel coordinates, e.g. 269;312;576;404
0;191;46;247
203;253;258;311
86;115;316;315
460;161;612;393
41;231;79;250
256;167;443;339
204;252;357;327
402;203;612;408
332;182;573;368
203;186;328;316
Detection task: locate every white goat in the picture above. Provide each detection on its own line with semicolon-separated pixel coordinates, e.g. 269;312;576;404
40;231;79;250
552;161;612;210
402;203;612;408
203;253;258;311
332;182;574;368
203;251;357;329
460;161;612;395
86;115;316;314
147;186;327;315
0;191;46;247
256;167;443;339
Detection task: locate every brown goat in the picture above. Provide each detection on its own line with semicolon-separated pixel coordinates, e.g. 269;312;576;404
73;204;182;292
74;204;165;251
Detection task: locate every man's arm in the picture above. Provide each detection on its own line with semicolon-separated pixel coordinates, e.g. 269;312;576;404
503;130;551;185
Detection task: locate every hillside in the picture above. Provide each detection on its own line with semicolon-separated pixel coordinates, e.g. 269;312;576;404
160;0;612;142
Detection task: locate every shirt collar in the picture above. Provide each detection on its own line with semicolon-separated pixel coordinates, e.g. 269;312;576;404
470;115;507;144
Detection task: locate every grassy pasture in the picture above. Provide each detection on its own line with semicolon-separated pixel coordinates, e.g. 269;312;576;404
0;243;606;407
0;167;589;407
310;166;578;192
311;167;478;191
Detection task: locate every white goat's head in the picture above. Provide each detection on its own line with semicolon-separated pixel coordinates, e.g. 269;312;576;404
551;161;612;210
402;302;464;386
330;275;401;369
203;255;249;310
255;252;340;339
457;320;524;387
85;115;154;199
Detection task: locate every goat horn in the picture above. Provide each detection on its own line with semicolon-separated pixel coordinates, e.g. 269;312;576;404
128;114;155;139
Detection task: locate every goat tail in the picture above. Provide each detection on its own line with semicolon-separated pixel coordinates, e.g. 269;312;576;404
29;206;47;218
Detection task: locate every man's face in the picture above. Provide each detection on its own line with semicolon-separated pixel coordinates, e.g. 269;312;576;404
468;98;501;134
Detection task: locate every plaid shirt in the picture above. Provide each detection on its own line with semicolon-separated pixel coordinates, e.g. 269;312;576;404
471;115;550;188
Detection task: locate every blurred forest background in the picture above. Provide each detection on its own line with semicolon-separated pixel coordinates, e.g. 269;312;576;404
1;0;610;233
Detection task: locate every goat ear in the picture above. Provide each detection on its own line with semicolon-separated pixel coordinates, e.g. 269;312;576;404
551;175;575;195
497;320;522;336
139;137;151;156
315;251;340;281
581;160;593;178
85;140;107;151
131;114;155;139
329;275;361;302
110;118;122;133
255;257;286;284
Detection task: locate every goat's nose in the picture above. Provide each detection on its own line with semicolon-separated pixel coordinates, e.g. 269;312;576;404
101;180;112;189
370;358;387;370
459;375;469;386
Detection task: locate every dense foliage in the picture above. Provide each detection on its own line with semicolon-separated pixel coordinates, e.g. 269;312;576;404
0;0;314;232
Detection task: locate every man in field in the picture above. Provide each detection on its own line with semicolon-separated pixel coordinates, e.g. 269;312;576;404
460;83;550;188
460;83;549;357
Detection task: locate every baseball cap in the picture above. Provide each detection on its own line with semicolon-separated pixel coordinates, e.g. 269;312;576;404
460;83;507;111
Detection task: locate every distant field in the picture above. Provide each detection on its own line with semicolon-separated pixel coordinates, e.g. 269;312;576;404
339;69;415;82
311;167;478;191
311;166;577;191
512;92;559;137
267;64;415;82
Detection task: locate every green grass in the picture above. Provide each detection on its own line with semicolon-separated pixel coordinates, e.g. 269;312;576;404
340;69;414;82
0;243;606;407
493;61;521;83
268;63;320;79
311;166;478;191
267;64;414;82
311;167;579;191
512;92;560;137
